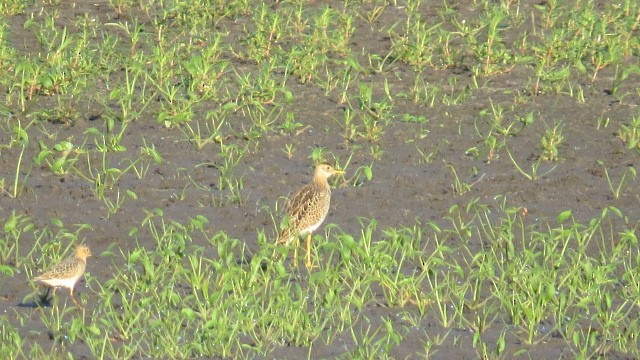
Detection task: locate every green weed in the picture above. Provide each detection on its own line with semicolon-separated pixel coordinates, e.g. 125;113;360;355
540;121;564;162
597;161;637;199
618;115;640;150
33;139;83;175
505;146;557;180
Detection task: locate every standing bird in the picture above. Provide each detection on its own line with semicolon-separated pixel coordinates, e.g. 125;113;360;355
277;163;345;269
33;245;92;307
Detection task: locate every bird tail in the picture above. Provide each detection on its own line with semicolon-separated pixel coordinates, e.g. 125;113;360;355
276;228;295;246
277;214;296;245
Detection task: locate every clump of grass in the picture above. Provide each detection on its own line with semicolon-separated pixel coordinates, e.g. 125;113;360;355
618;115;640;150
505;146;557;180
540;121;564;162
597;161;637;199
33;139;83;175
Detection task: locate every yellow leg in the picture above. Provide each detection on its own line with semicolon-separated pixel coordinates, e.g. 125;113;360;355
292;237;299;268
51;287;57;303
70;288;82;308
305;234;312;269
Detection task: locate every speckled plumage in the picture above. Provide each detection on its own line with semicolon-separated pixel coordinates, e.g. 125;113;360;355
278;164;344;268
34;245;92;306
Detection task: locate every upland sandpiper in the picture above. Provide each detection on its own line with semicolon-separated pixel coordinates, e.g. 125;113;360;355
277;163;345;268
33;245;92;306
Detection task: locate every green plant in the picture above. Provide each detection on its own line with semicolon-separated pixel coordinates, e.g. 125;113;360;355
107;65;153;125
446;165;484;196
356;82;393;127
389;14;442;69
5;120;31;198
472;7;513;75
343;318;402;359
309;147;327;164
33;140;83;175
280;112;304;135
597;161;637;199
540;122;564;161
0;0;26;15
480;100;516;136
283;143;295;159
0;211;34;266
209;143;248;206
483;134;503;163
30;98;79;125
505;146;557;180
618;115;640;150
179;104;232;150
238;3;281;62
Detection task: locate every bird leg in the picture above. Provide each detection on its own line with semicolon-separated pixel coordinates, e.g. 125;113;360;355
292;237;299;268
305;234;313;269
38;286;53;305
70;288;83;308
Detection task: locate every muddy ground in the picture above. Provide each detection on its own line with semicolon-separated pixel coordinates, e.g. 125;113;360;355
1;0;639;359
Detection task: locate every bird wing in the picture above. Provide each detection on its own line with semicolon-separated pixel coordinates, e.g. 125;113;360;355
284;184;316;222
34;257;82;280
278;183;331;245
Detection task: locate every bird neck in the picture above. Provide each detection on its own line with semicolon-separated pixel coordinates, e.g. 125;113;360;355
312;177;329;187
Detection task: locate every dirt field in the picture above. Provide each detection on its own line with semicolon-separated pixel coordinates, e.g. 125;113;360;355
1;0;639;358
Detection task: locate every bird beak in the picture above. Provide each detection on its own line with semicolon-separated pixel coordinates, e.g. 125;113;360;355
334;169;346;175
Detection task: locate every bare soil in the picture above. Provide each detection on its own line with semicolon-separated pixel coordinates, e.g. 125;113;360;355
1;1;639;359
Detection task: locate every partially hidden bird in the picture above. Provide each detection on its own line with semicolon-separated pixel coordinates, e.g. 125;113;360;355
277;163;345;269
33;245;92;307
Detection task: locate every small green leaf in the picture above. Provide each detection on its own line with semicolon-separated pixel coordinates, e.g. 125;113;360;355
51;218;64;228
4;215;17;232
86;325;101;336
181;308;197;320
84;127;102;136
556;210;572;223
129;226;138;237
0;265;17;276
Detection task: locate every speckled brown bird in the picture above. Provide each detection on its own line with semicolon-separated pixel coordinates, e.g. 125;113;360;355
277;163;345;268
33;245;92;306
